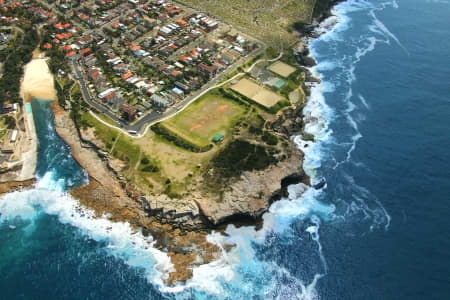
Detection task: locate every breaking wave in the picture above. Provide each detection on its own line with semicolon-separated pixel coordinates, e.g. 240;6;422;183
0;176;175;290
0;1;401;298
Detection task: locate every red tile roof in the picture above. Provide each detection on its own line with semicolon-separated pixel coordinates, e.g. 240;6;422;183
122;72;133;79
130;44;140;51
66;51;76;57
104;91;116;101
79;48;91;55
176;19;188;26
55;32;72;40
43;43;52;49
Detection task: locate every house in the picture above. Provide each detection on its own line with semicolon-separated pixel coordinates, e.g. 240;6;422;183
198;63;218;78
120;104;137;121
171;87;184;98
219;52;234;65
66;51;77;58
151;94;169;109
169;70;182;79
110;95;126;112
122;72;134;80
79;47;92;56
175;81;190;92
102;91;116;103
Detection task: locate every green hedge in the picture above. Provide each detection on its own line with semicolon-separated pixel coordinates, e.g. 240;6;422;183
151;123;213;153
212;139;277;179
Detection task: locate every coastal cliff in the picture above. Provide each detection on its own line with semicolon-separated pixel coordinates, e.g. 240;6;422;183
44;0;340;284
51;98;309;283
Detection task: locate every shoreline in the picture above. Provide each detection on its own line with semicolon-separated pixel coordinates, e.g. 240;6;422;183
47;1;341;285
0;55;55;189
0;0;343;287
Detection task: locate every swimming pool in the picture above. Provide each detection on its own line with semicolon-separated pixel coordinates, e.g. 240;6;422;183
26;103;31;113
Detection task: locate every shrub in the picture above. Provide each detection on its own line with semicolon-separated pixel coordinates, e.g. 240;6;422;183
212;139;277;179
262;131;278;145
151;123;213;153
141;165;159;173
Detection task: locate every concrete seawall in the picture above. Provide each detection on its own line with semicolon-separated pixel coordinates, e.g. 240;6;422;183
17;100;37;181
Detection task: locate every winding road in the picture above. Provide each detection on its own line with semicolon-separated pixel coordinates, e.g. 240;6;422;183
74;46;282;139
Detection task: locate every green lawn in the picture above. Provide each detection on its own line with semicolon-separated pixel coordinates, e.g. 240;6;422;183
161;90;246;147
81;112;140;169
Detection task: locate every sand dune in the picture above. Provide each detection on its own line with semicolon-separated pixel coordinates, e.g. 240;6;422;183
21;58;56;101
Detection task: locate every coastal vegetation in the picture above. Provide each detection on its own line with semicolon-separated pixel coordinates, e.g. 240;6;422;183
179;0;316;48
0;18;39;104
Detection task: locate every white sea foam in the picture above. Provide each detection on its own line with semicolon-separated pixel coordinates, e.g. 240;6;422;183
2;1;400;298
0;182;175;291
358;94;371;110
369;9;409;55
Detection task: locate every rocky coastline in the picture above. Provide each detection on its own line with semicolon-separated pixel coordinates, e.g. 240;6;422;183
1;0;340;284
51;96;311;282
47;2;339;281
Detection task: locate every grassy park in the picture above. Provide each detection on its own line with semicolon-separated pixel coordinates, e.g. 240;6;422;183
160;90;246;148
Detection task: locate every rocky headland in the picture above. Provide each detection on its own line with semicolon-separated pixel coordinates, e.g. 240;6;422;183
51;97;310;283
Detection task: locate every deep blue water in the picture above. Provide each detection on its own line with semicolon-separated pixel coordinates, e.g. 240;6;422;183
1;0;450;298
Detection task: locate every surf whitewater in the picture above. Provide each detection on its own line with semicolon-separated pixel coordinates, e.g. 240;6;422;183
0;1;399;298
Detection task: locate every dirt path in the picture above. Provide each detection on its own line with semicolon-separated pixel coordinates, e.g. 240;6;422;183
134;149;142;171
109;132;121;154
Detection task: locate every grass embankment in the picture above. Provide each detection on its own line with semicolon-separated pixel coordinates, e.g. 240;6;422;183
80;111;217;197
81;113;141;168
80;83;293;198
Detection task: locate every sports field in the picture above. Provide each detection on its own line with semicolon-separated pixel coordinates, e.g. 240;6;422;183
161;91;246;147
231;78;283;108
268;61;297;78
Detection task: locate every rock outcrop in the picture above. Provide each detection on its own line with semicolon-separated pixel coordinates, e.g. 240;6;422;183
197;144;307;225
51;100;309;284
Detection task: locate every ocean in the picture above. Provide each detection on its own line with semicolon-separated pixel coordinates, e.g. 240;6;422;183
1;0;449;298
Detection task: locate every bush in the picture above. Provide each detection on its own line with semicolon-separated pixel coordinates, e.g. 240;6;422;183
211;139;277;179
262;131;278;145
141;157;150;165
268;99;291;114
266;47;279;60
3;115;15;129
141;165;159;173
151;123;213;153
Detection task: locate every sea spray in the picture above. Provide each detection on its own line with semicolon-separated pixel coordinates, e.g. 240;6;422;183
2;2;397;298
0;188;175;288
176;1;396;298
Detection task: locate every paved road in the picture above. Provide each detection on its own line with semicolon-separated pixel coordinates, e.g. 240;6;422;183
87;49;283;139
73;42;264;134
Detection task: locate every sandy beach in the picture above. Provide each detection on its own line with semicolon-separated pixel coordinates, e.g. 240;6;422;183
21;58;56;101
15;57;55;181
